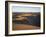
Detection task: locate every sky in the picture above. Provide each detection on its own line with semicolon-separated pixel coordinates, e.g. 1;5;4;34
12;6;41;13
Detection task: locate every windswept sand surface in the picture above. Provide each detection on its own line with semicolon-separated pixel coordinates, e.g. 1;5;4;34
12;24;40;30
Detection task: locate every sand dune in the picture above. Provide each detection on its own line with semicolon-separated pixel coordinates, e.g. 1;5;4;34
12;24;40;30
